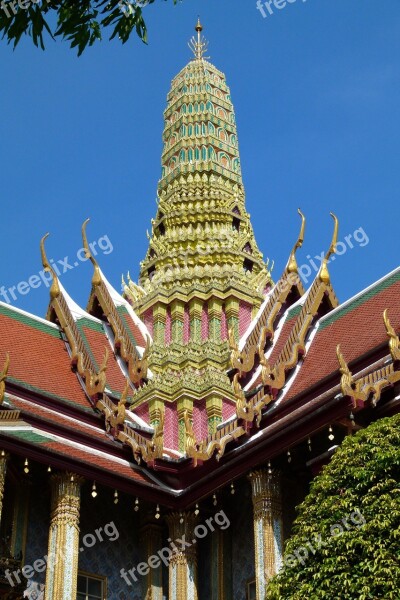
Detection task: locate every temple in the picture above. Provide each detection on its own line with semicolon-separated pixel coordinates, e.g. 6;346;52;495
0;20;399;600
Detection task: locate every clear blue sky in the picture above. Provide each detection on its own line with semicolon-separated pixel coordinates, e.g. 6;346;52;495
0;0;399;317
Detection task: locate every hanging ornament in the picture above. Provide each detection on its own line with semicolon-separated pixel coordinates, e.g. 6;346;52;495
194;503;200;516
307;437;312;452
267;460;272;475
287;450;292;463
349;412;355;428
134;497;140;512
179;512;184;524
328;426;335;442
47;465;52;473
155;505;161;520
230;483;235;495
70;474;75;483
91;482;97;498
212;493;217;506
24;458;29;474
114;490;119;505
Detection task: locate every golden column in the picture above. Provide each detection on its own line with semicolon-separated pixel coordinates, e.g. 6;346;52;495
166;511;198;600
44;473;84;600
0;450;9;525
248;469;284;600
140;519;164;600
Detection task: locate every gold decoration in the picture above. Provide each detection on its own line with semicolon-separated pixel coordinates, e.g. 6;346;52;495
85;347;109;397
319;212;339;284
233;373;255;422
336;344;400;407
0;353;10;406
106;378;131;431
83;219;150;386
286;208;306;274
40;233;61;301
248;469;284;599
166;512;199;600
82;218;102;286
229;327;257;374
384;309;400;362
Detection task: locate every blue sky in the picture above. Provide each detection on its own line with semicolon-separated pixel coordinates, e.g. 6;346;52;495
0;0;399;316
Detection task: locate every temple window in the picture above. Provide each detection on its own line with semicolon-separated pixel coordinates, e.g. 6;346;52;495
232;217;240;232
77;572;106;600
148;265;156;280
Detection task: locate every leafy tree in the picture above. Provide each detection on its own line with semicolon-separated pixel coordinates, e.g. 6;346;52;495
267;414;400;600
0;0;178;56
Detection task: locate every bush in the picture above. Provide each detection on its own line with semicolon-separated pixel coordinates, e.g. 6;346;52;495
266;414;400;600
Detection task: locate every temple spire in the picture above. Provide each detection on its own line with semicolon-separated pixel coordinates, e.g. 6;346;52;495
189;18;208;60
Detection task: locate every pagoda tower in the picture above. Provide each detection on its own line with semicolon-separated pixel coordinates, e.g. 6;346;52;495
124;21;272;451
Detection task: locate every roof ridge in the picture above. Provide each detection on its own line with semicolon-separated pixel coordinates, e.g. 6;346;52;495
0;300;59;330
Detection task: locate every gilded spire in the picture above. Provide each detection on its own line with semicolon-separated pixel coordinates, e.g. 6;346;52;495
188;18;209;60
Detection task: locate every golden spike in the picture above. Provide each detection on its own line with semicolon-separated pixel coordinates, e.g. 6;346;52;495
82;218;102;287
40;233;60;300
383;309;400;362
320;213;339;284
0;353;10;406
286;209;306;274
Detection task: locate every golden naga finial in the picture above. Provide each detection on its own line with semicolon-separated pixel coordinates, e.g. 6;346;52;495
319;213;339;284
40;233;61;301
108;378;131;430
0;353;10;406
286;209;306;274
82;218;102;287
383;309;400;362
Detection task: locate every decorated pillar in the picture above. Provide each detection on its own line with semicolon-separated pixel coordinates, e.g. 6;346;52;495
44;473;84;600
171;300;185;344
166;511;198;600
0;450;9;525
153;303;167;346
189;299;203;342
140;519;164;600
225;298;239;342
208;297;223;342
206;394;223;434
149;398;165;429
248;469;283;600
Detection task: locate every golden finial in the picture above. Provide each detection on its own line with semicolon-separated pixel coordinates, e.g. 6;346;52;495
319;213;339;284
336;344;355;397
189;17;209;60
383;309;400;362
82;218;102;287
40;233;60;300
195;17;203;32
286;209;306;274
0;353;10;406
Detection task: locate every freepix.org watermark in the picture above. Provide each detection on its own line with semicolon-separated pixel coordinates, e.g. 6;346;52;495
4;521;119;587
120;510;230;586
284;508;366;569
256;0;308;19
0;234;113;305
0;0;50;19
